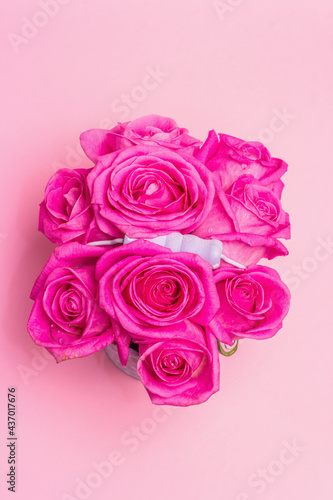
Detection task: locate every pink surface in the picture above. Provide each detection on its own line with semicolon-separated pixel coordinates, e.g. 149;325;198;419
1;0;332;499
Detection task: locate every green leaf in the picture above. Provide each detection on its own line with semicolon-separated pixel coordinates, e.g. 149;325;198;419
217;339;239;357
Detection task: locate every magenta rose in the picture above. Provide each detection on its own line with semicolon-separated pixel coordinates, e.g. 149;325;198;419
194;174;290;238
196;130;288;190
28;243;114;362
39;168;99;244
225;175;290;238
87;145;214;238
193;172;290;265
137;321;220;406
211;265;291;344
80;114;202;162
96;240;220;359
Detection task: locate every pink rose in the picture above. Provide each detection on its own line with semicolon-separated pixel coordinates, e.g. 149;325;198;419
194;174;290;239
225;175;290;238
39;168;98;244
212;265;291;344
137;321;220;406
196;130;288;190
28;243;114;362
80;114;202;162
96;240;220;357
192;132;290;266
87;145;214;238
193;172;290;266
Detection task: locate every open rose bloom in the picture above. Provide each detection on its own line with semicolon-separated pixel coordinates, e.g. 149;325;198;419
29;115;291;407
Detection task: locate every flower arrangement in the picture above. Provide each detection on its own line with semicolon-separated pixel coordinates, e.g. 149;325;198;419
28;115;291;407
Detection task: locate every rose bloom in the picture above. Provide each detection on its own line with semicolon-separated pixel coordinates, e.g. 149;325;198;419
225;175;290;238
192;131;290;266
38;168;103;244
80;114;202;162
196;130;288;190
137;321;220;406
192;172;290;266
212;265;291;344
87;144;214;238
97;240;220;362
28;243;114;362
194;174;290;239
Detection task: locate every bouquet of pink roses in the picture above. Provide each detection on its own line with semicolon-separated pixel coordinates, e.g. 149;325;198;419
28;115;291;407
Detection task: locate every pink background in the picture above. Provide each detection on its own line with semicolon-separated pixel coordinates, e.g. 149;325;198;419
1;0;333;499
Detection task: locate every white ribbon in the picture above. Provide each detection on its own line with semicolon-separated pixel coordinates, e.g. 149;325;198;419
88;232;245;269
